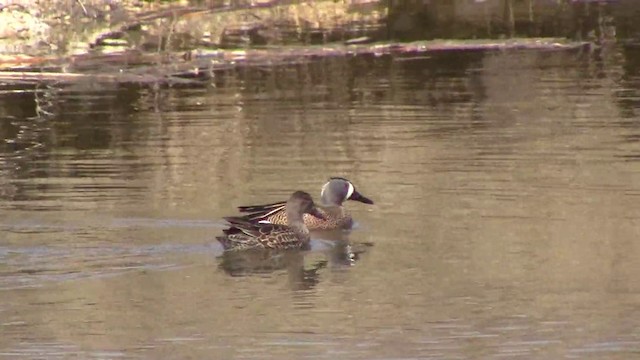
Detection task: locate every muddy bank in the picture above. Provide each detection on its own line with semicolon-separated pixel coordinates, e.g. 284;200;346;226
0;0;634;83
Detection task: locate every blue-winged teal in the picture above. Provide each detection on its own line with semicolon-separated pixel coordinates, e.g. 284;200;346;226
217;191;326;251
236;177;373;231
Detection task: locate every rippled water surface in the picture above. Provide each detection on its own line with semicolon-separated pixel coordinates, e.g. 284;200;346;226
1;47;640;359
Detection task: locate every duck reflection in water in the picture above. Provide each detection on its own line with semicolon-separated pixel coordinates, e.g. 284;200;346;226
218;238;373;289
219;250;327;290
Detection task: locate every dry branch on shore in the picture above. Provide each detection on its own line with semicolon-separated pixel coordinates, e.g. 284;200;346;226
0;38;591;86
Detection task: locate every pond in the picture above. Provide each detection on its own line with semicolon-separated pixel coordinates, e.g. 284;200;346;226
1;46;639;359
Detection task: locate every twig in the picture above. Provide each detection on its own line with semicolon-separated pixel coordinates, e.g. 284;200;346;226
0;71;169;84
76;0;88;16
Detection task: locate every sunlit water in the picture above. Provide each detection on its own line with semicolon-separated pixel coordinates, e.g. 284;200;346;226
1;46;640;359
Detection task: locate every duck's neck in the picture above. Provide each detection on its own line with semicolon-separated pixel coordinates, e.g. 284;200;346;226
286;208;309;235
320;191;340;207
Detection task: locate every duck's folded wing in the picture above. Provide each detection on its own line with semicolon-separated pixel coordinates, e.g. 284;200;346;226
236;201;287;222
237;200;287;213
223;216;263;237
259;226;302;249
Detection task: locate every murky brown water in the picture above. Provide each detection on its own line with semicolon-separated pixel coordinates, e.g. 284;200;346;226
1;46;640;359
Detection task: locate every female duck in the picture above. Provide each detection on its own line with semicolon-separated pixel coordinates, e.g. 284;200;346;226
217;191;326;251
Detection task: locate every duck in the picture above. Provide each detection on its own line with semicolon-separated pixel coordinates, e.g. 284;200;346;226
217;191;326;251
236;177;373;230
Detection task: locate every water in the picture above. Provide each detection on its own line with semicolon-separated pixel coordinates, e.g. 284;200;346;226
1;46;640;359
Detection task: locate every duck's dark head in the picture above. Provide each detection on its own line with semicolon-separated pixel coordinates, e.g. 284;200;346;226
288;191;326;220
320;177;374;206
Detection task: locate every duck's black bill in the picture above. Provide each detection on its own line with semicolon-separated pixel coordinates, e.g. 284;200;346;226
349;190;374;205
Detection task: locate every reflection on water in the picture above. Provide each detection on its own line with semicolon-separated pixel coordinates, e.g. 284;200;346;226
1;46;640;358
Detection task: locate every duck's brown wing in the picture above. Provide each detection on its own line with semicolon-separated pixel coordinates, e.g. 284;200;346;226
217;224;259;250
237;201;287;213
258;227;307;249
217;232;259;251
236;201;287;223
222;217;300;249
238;201;287;217
220;216;253;234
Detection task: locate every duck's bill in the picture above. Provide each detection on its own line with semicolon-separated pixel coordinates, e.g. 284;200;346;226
349;190;374;205
309;207;328;220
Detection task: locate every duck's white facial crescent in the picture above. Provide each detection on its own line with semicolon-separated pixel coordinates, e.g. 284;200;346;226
346;182;354;200
321;182;329;198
